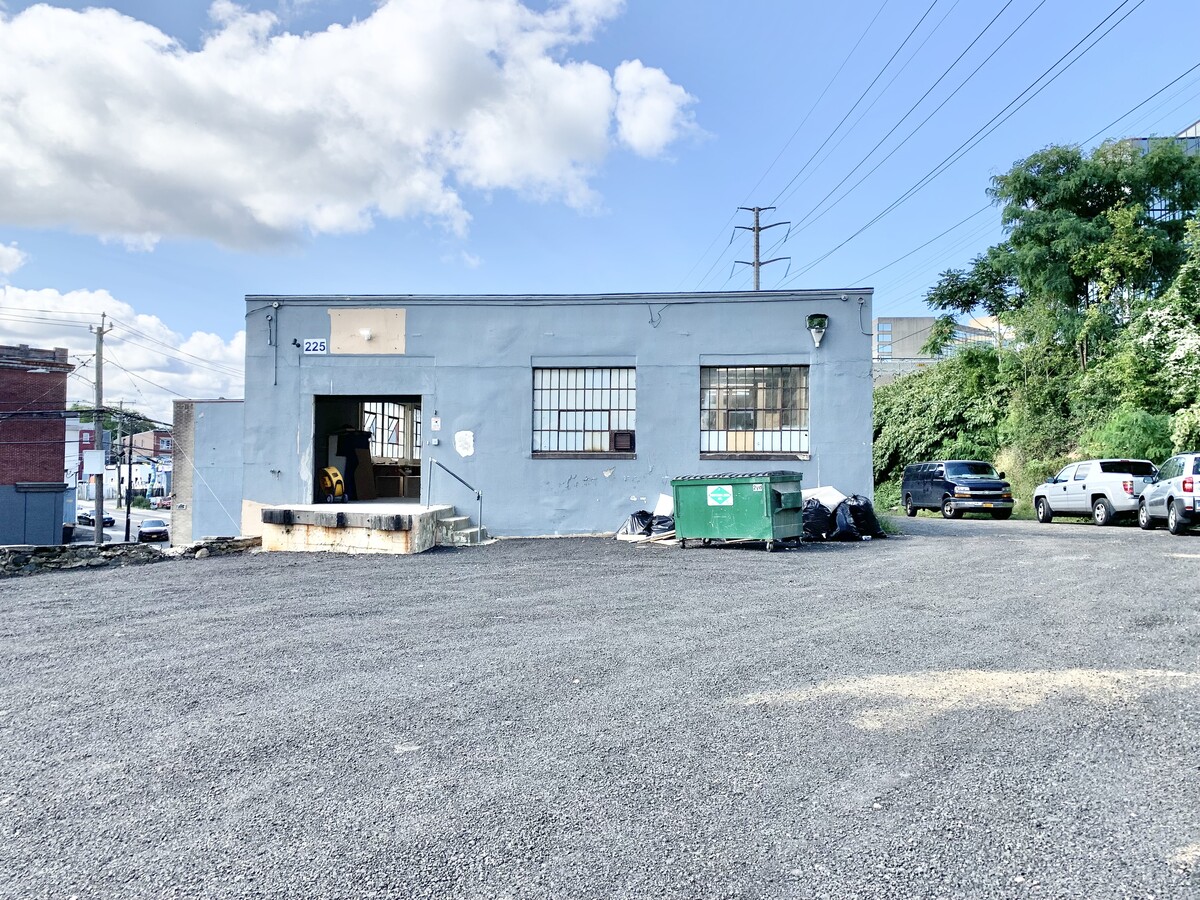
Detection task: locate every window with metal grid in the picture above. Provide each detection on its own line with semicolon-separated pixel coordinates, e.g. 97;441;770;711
363;401;405;459
700;365;809;455
533;367;636;454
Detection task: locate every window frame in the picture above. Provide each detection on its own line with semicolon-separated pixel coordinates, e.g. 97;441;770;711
699;364;811;460
531;366;637;459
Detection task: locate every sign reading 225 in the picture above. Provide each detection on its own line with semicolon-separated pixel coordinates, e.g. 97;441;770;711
302;338;327;354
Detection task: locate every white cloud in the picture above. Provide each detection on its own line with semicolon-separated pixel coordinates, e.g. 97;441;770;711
613;59;698;157
0;284;244;424
0;241;26;276
0;0;696;249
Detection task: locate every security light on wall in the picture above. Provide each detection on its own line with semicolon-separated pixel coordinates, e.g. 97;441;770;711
807;313;829;348
359;328;374;342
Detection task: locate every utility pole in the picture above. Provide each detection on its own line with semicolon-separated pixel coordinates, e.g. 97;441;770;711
734;206;791;290
116;399;123;510
90;313;112;547
122;402;134;542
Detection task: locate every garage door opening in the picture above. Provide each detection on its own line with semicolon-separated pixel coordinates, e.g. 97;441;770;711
313;395;421;503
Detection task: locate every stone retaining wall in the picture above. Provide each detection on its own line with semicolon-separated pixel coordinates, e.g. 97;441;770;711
0;537;263;577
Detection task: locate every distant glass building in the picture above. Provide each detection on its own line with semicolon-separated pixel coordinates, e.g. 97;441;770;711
871;316;1003;384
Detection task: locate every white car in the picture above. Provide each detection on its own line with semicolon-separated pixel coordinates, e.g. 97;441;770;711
1033;459;1157;526
1138;452;1200;534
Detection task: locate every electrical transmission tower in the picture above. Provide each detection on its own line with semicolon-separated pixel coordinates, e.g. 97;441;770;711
733;206;790;290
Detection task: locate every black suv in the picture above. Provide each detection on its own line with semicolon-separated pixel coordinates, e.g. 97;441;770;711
902;460;1014;519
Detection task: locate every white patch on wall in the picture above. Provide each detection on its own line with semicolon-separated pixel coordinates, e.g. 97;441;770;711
455;431;474;457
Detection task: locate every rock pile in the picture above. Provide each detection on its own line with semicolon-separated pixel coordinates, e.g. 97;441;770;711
0;536;262;577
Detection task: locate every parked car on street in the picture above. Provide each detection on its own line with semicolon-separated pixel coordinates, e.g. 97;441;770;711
137;518;170;543
149;495;172;510
1033;458;1157;526
76;510;115;528
901;459;1014;519
1138;452;1200;534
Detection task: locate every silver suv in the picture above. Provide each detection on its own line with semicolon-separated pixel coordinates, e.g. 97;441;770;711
1138;452;1200;534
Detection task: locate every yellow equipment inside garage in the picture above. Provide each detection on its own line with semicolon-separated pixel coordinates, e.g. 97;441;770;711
319;466;346;503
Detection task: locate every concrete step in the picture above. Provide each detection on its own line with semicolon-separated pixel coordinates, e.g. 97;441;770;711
434;509;489;546
441;525;489;546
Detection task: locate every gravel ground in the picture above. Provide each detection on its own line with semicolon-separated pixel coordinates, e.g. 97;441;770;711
1;516;1198;899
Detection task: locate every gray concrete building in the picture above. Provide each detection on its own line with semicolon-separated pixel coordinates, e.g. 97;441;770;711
872;316;998;385
172;399;245;543
235;290;874;538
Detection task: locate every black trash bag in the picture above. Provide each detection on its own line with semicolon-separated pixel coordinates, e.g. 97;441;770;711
845;494;887;539
802;498;832;541
624;510;653;535
828;500;861;541
648;514;675;535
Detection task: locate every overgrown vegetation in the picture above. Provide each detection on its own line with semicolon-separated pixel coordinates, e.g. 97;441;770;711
874;138;1200;513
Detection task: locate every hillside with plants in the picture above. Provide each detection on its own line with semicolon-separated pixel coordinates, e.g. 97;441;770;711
873;138;1200;512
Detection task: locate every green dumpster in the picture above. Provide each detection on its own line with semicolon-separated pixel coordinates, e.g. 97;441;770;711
671;471;804;551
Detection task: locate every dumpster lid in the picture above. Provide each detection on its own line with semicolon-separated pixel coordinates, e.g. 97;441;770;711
672;471;802;480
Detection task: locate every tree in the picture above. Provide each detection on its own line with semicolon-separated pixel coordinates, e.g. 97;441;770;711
72;403;158;436
987;140;1200;370
1084;218;1200;417
873;346;1007;484
924;247;1020;317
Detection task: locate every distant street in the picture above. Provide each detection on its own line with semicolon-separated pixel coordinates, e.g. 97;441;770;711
72;505;172;544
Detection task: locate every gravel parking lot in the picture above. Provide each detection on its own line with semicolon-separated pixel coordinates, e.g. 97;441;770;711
2;517;1198;899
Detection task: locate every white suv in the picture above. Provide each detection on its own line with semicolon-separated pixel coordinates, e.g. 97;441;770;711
1138;452;1200;535
1033;459;1157;526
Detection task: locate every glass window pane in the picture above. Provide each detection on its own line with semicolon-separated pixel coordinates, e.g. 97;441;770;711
699;365;810;456
533;367;635;454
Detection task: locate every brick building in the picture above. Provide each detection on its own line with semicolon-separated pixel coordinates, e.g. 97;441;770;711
0;345;74;544
123;428;173;462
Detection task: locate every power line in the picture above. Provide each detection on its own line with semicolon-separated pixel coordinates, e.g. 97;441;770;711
774;0;973;214
850;205;993;286
693;0;945;292
676;0;893;291
781;0;1028;226
106;357;193;400
839;57;1200;307
780;0;1149;286
108;329;242;379
109;318;242;377
0;312;95;330
1081;60;1200;145
753;0;1048;276
763;0;940;210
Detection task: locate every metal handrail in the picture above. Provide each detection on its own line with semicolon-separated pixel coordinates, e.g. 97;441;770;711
424;457;484;544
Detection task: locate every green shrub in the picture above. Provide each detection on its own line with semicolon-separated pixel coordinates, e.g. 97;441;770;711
1172;407;1200;453
873;478;902;513
1079;403;1172;461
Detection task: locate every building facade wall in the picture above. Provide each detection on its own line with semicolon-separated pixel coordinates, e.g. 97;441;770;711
0;346;71;545
241;291;875;537
173;400;245;543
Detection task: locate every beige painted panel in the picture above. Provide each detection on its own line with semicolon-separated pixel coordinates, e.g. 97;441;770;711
241;499;268;536
727;431;754;452
329;308;406;354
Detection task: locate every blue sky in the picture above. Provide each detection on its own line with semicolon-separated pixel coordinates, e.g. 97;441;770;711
1;0;1197;421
